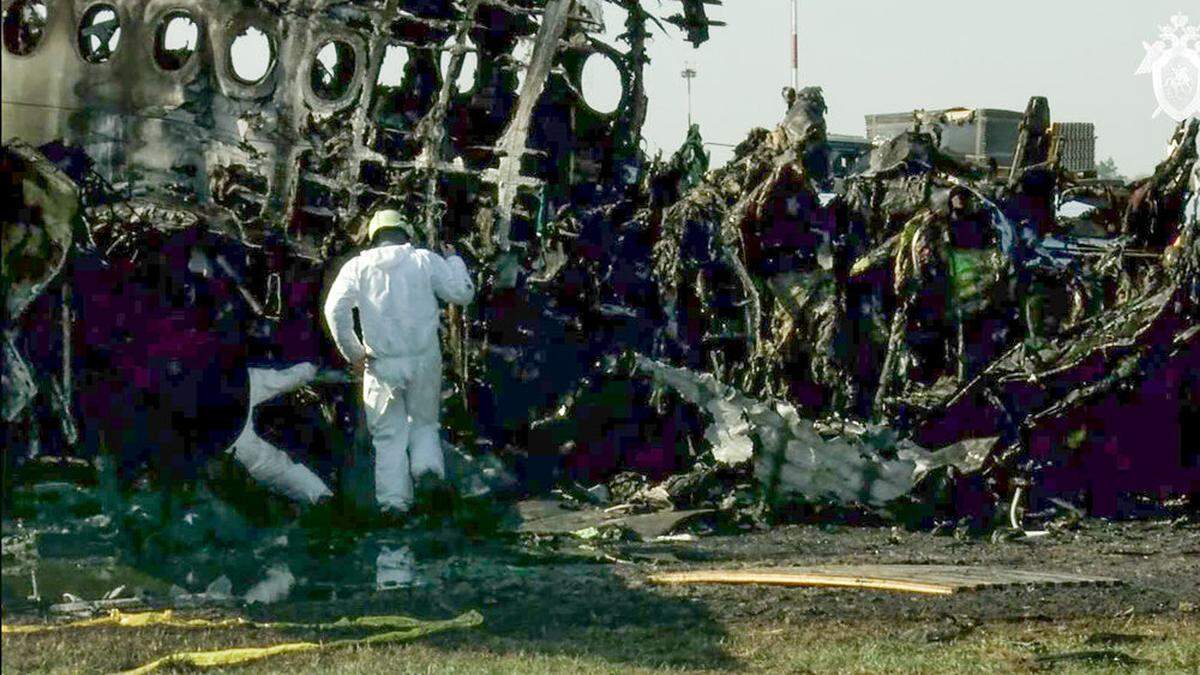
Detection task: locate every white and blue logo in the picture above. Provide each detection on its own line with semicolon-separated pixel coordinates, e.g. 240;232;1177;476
1137;14;1200;122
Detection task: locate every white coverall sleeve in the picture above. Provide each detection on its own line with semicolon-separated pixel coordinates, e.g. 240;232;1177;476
430;254;475;305
323;257;368;364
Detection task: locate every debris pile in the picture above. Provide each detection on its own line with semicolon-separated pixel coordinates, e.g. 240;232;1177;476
3;1;1198;531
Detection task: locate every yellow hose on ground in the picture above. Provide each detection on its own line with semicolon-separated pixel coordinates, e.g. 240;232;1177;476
3;609;484;673
3;609;251;634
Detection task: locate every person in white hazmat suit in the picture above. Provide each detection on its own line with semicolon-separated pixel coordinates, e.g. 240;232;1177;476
323;210;475;514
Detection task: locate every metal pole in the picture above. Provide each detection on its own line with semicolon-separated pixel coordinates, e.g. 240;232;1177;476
791;0;799;90
682;64;697;127
61;281;72;412
687;76;692;127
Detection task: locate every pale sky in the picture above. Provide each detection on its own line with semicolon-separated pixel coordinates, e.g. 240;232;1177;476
225;2;1191;177
594;0;1194;177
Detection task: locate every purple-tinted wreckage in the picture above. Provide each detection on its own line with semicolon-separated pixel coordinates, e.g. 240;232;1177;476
2;0;1196;528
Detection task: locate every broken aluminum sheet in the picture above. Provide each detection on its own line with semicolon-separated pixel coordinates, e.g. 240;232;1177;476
636;356;995;508
489;0;575;249
513;499;712;541
2;333;38;423
2;141;77;323
1057;199;1098;220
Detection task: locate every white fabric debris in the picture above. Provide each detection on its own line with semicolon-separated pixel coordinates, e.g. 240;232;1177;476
228;362;332;504
243;564;295;605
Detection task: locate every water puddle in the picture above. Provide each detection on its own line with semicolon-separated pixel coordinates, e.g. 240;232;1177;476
0;483;491;615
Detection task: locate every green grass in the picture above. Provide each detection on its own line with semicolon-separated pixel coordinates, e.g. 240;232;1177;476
3;612;1197;673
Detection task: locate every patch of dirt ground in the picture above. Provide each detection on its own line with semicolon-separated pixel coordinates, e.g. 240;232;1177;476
3;519;1198;673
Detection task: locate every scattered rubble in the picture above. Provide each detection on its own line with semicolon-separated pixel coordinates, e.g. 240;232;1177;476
512;498;712;540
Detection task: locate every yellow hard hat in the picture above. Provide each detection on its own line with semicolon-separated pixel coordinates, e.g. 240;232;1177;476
368;209;413;241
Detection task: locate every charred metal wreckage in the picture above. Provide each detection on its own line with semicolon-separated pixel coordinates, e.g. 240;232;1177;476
2;0;1197;532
